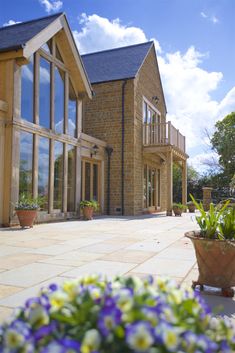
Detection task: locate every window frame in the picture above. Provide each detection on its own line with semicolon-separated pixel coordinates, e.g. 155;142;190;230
18;37;81;216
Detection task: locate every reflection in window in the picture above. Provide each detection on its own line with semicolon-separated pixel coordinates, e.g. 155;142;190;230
21;56;34;122
67;145;76;211
55;67;64;134
54;141;63;210
41;41;52;54
85;162;91;200
143;164;147;208
68;81;77;137
19;132;33;196
39;57;51;128
93;164;98;201
38;137;49;211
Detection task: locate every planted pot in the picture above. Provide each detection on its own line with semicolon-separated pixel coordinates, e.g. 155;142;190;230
16;209;37;228
187;202;196;213
82;206;94;220
173;206;183;216
185;230;235;297
80;200;99;221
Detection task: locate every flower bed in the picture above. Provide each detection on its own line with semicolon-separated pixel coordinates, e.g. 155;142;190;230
0;275;234;352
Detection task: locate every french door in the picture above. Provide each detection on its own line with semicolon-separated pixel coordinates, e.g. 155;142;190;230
143;164;160;210
81;159;100;203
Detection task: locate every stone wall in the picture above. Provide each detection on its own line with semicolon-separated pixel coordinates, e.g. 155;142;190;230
83;80;135;215
134;45;167;213
83;45;168;215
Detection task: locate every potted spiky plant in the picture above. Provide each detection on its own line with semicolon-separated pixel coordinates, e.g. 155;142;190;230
172;203;186;216
187;201;196;213
185;195;235;297
80;200;99;220
15;194;41;228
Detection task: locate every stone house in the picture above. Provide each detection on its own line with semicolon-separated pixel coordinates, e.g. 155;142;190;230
0;12;188;226
82;42;188;216
0;13;107;226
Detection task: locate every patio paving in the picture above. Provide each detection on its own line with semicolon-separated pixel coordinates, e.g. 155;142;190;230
0;212;234;323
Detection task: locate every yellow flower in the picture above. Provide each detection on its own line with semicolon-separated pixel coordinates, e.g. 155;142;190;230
162;330;179;351
90;287;102;300
50;291;69;310
116;289;133;312
168;289;182;305
27;305;49;327
63;280;79;299
82;274;99;285
5;330;24;349
81;329;101;353
127;324;154;352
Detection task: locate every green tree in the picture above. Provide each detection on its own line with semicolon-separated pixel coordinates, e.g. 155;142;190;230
173;164;200;202
211;112;235;182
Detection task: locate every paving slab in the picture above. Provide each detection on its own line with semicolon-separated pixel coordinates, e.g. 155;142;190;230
0;213;234;324
63;260;138;279
0;263;72;287
101;250;155;263
0;253;50;270
134;257;195;277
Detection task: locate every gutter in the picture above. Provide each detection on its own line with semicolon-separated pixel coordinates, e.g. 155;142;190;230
105;146;113;215
121;80;127;215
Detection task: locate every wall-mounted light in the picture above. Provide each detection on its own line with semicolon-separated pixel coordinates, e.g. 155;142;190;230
152;96;159;104
90;144;99;158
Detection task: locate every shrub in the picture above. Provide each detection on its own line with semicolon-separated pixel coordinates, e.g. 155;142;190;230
15;194;43;211
173;203;186;210
190;194;235;240
0;276;234;353
79;200;99;211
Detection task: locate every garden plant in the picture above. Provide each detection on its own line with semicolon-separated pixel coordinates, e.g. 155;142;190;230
79;200;99;220
185;195;235;296
0;275;235;352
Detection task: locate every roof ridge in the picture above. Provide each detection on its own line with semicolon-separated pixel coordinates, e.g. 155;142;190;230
0;12;63;31
81;41;154;57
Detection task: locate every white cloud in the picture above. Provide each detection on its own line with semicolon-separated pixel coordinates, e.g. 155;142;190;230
211;15;219;24
200;11;219;24
38;0;63;13
3;20;21;26
73;13;161;54
73;13;235;170
200;12;207;19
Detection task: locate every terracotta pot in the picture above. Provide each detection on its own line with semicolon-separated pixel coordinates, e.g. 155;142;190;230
82;206;94;220
16;210;37;228
185;230;235;295
187;204;196;213
173;207;183;216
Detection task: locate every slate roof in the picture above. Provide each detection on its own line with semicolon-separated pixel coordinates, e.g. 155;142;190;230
0;13;63;53
81;41;153;84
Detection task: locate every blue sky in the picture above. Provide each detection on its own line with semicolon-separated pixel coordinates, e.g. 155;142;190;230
1;0;235;172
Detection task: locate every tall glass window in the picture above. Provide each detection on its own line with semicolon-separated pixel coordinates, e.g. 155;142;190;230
19;132;33;196
38;137;49;211
67;145;76;211
68;80;77;137
85;162;91;200
93;164;98;201
55;67;64;134
39;57;51;128
41;41;52;54
143;164;147;208
54;141;64;210
21;56;34;122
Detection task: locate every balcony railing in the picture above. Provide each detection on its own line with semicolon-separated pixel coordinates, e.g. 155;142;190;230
143;121;186;153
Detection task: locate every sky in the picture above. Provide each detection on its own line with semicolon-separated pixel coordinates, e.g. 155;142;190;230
1;0;235;173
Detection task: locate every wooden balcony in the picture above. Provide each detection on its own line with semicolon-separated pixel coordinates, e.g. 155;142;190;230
143;121;186;154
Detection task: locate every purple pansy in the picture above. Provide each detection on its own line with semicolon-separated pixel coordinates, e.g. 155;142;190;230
98;305;122;336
